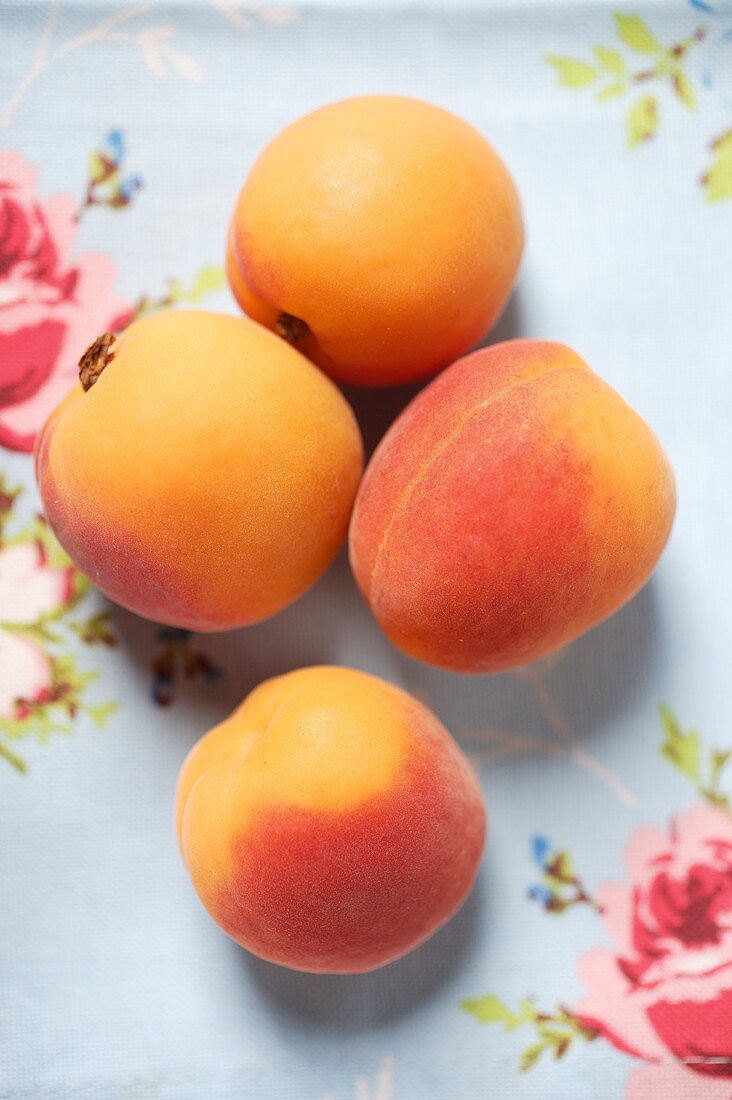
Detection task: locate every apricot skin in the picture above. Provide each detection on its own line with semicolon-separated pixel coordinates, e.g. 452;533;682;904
36;311;363;631
176;666;486;973
227;95;523;387
349;340;676;673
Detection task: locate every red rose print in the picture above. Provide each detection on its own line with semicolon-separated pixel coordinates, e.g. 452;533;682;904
0;150;131;453
577;804;732;1085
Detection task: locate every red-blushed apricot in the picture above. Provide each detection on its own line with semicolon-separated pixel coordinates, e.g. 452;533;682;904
176;666;486;973
349;340;676;673
35;310;363;631
227;95;523;387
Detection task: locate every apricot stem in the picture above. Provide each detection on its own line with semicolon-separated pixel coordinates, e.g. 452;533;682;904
275;312;309;345
79;331;116;391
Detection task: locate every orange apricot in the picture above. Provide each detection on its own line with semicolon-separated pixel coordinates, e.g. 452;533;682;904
176;665;486;973
36;310;363;631
349;340;676;672
227;95;523;387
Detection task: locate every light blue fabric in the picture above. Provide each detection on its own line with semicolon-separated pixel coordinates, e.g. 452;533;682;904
1;2;731;1097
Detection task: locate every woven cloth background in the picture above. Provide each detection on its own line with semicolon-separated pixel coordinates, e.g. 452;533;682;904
1;2;731;1097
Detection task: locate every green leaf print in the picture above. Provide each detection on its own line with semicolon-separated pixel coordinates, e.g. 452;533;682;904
545;13;710;171
659;705;731;810
185;265;227;301
130;265;227;323
593;45;626;74
614;14;662;56
462;998;599;1072
659;705;700;782
711;750;732;786
528;836;600;914
671;71;696;110
86;702;119;729
70;611;117;648
626;94;658;146
461;995;531;1030
519;1043;546;1072
545;56;598;88
703;131;732;203
0;474;20;540
596;82;626;101
0;742;26;773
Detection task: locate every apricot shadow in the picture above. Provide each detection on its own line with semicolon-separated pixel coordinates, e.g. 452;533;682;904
540;578;663;741
390;579;663;753
107;543;385;744
478;285;526;348
341;379;424;461
340;286;528;463
240;869;485;1032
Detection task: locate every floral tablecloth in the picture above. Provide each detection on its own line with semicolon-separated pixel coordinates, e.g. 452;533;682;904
1;1;731;1098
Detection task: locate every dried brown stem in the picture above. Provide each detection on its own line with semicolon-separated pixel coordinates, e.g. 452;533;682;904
275;312;309;344
79;332;116;391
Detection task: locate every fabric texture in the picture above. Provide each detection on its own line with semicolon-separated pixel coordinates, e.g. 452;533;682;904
1;1;731;1097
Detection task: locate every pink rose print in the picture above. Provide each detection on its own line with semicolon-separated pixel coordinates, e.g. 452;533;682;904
0;541;73;718
0;477;118;771
625;1062;732;1098
577;803;732;1082
0;150;131;453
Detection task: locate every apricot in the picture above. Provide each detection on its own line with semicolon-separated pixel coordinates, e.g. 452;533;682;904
349;340;676;673
36;310;363;631
227;95;523;387
176;665;486;973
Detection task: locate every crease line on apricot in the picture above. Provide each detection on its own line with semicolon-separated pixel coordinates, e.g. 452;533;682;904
366;362;592;611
